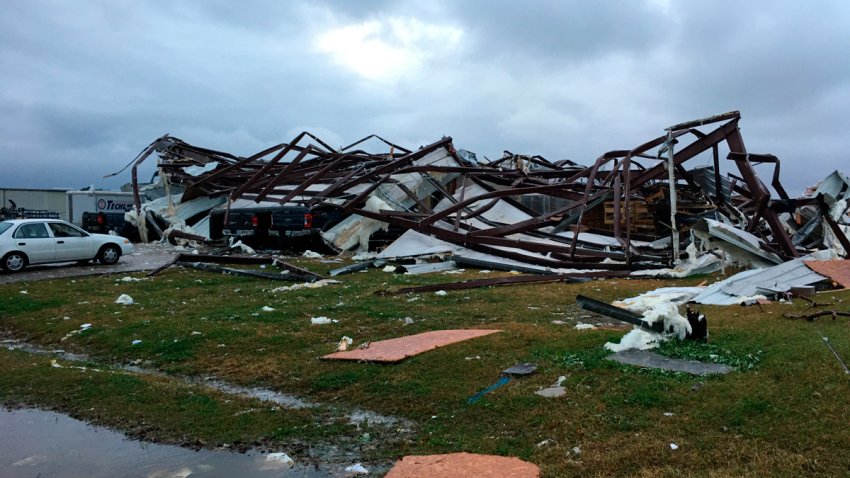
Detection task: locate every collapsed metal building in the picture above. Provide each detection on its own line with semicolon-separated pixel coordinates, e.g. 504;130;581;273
117;111;850;273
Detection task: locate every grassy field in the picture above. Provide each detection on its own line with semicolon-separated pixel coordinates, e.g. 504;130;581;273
2;258;850;477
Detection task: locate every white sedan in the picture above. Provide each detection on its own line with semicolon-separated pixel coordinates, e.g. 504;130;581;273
0;219;135;273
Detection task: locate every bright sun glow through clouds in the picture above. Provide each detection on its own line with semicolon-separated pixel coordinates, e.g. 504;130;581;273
316;17;463;82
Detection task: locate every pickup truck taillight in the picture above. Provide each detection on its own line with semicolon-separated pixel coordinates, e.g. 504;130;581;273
304;213;313;229
97;212;105;225
251;214;259;227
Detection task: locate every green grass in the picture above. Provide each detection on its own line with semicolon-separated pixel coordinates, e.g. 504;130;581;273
2;260;850;476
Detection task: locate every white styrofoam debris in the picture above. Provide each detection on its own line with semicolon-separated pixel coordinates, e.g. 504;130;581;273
402;317;414;325
271;279;340;293
311;316;338;325
574;323;595;330
230;240;255;255
191;331;202;335
351;251;378;261
265;452;294;466
344;463;369;474
434;290;448;296
132;339;142;345
19;290;28;294
337;336;353;351
261;306;275;312
115;294;134;305
80;323;92;330
302;250;323;259
670;443;679;450
382;265;397;273
119;276;142;282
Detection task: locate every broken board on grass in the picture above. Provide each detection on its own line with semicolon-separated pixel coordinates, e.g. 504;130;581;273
385;452;539;478
608;349;732;375
322;330;501;363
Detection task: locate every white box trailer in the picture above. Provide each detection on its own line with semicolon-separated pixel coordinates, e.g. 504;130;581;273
66;191;136;226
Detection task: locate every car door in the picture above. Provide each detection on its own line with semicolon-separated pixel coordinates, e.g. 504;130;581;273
48;222;95;261
12;223;55;264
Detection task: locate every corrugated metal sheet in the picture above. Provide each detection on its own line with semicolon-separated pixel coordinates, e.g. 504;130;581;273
693;256;829;305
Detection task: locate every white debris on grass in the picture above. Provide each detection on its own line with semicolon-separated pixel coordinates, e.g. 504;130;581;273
265;452;294;467
302;250;323;259
351;251;377;261
230;240;255;255
670;443;679;450
574;323;595;330
344;463;369;474
261;306;275;312
271;279;340;293
337;336;353;351
115;294;134;305
80;323;92;330
191;331;202;336
604;328;662;353
605;292;695;352
401;317;414;326
551;320;567;325
434;290;448;297
132;339;142;345
382;265;397;273
118;276;142;282
19;290;28;294
311;317;338;325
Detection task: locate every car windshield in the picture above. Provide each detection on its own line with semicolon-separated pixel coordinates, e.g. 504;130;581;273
0;222;12;235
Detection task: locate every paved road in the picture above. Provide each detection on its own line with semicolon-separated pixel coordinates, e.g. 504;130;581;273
0;243;178;285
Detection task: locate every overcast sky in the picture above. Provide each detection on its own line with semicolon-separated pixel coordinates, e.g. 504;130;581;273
1;0;848;195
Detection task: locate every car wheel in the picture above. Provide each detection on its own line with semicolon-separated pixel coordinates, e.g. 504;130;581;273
2;252;27;273
97;244;121;265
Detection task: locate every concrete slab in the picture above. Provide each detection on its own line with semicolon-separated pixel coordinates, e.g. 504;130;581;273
607;349;733;375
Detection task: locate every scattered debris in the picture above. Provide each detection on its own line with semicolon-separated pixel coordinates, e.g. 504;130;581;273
131;340;142;346
323;330;501;363
114;294;134;305
302;250;322;259
818;335;850;375
467;376;512;404
271;279;339;292
264;452;294;467
385;452;540;478
502;363;537;376
608;349;733;375
344;463;369;474
670;443;679;451
574;323;595;330
261;306;275;312
310;316;337;325
434;290;448;297
337;336;353;351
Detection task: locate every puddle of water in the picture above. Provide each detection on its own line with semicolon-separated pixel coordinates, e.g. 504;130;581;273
0;408;342;478
4;339;412;430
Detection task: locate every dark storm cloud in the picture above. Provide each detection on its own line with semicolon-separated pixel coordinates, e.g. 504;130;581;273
0;0;848;194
